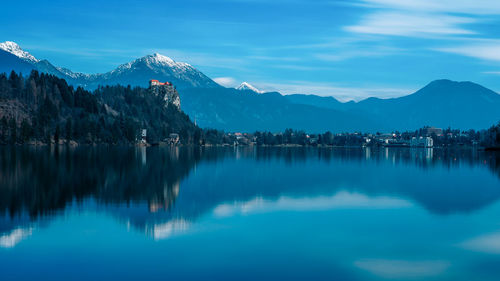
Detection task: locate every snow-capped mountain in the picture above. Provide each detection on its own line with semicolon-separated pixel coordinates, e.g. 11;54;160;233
0;41;220;90
0;41;94;78
116;53;192;73
55;66;92;79
0;49;35;75
236;82;264;94
0;41;39;63
86;53;219;89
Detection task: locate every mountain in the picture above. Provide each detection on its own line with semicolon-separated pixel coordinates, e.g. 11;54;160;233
72;53;220;90
236;82;263;94
281;80;500;130
0;41;220;90
179;80;500;132
0;41;74;78
0;41;39;74
1;41;500;132
179;87;378;132
285;94;352;111
0;41;39;63
0;49;36;75
351;79;500;130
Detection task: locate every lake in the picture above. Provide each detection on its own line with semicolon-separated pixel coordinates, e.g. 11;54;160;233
1;146;500;281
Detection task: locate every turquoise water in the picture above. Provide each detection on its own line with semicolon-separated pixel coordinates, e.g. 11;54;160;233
1;147;500;280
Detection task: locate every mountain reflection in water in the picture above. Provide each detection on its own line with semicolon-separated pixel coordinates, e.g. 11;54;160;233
2;146;500;281
0;146;499;243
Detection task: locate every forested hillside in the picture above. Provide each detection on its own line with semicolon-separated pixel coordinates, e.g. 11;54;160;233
0;70;201;145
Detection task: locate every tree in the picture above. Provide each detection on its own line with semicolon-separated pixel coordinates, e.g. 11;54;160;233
54;125;60;145
0;117;7;144
495;122;500;146
194;128;201;145
8;71;23;98
9;118;17;144
65;119;72;142
20;119;33;143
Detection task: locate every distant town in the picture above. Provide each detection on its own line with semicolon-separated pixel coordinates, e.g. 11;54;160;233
199;125;499;149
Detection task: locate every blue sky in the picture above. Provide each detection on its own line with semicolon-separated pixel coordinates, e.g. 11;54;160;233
2;0;500;100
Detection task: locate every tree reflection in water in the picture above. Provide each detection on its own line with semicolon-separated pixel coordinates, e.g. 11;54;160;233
0;146;499;240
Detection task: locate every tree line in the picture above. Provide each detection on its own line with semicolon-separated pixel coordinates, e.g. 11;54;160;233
202;126;500;148
1;70;499;148
0;70;201;145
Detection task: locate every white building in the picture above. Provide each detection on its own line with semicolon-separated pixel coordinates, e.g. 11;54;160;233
410;136;433;148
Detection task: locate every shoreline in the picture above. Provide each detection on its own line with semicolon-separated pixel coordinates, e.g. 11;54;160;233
1;143;496;151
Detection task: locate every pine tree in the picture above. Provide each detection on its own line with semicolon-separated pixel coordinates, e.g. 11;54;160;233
54;125;60;145
65;119;72;142
20;119;33;143
9;118;17;144
0;117;7;144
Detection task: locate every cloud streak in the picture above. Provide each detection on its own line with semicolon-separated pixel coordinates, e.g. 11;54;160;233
435;41;500;62
461;232;500;254
483;71;500;76
213;191;412;217
0;227;33;248
345;12;475;37
355;0;500;15
213;77;238;87
355;259;450;278
343;0;500;67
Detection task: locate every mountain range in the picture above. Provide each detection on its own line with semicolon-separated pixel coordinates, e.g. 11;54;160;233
0;42;218;90
2;41;500;132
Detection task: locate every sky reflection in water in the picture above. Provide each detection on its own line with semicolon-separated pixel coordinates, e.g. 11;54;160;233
0;146;500;281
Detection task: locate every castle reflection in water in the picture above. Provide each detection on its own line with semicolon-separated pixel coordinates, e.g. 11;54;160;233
0;146;499;246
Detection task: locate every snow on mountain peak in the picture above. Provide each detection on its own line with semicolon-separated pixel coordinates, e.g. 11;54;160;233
145;53;192;69
150;53;175;64
113;53;193;74
237;82;263;93
0;41;39;63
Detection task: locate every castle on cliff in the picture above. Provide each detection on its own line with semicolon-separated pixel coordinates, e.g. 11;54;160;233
149;80;181;110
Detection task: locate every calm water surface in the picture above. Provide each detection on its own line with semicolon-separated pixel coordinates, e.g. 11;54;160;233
1;146;500;281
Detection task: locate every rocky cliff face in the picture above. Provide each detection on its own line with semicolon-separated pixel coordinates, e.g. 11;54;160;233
149;84;181;110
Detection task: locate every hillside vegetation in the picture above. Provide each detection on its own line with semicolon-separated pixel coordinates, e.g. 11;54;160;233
0;70;201;145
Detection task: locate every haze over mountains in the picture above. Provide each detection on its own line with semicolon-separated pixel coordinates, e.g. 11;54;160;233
2;41;500;132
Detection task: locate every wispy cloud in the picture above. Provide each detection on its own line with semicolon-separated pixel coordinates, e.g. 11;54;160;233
483;71;500;76
355;259;450;278
355;0;500;15
213;77;238;87
345;12;475;37
344;0;500;38
213;191;412;217
246;55;301;62
149;219;189;241
435;41;500;62
269;64;337;72
0;227;33;248
315;46;404;61
342;0;500;69
460;232;500;254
